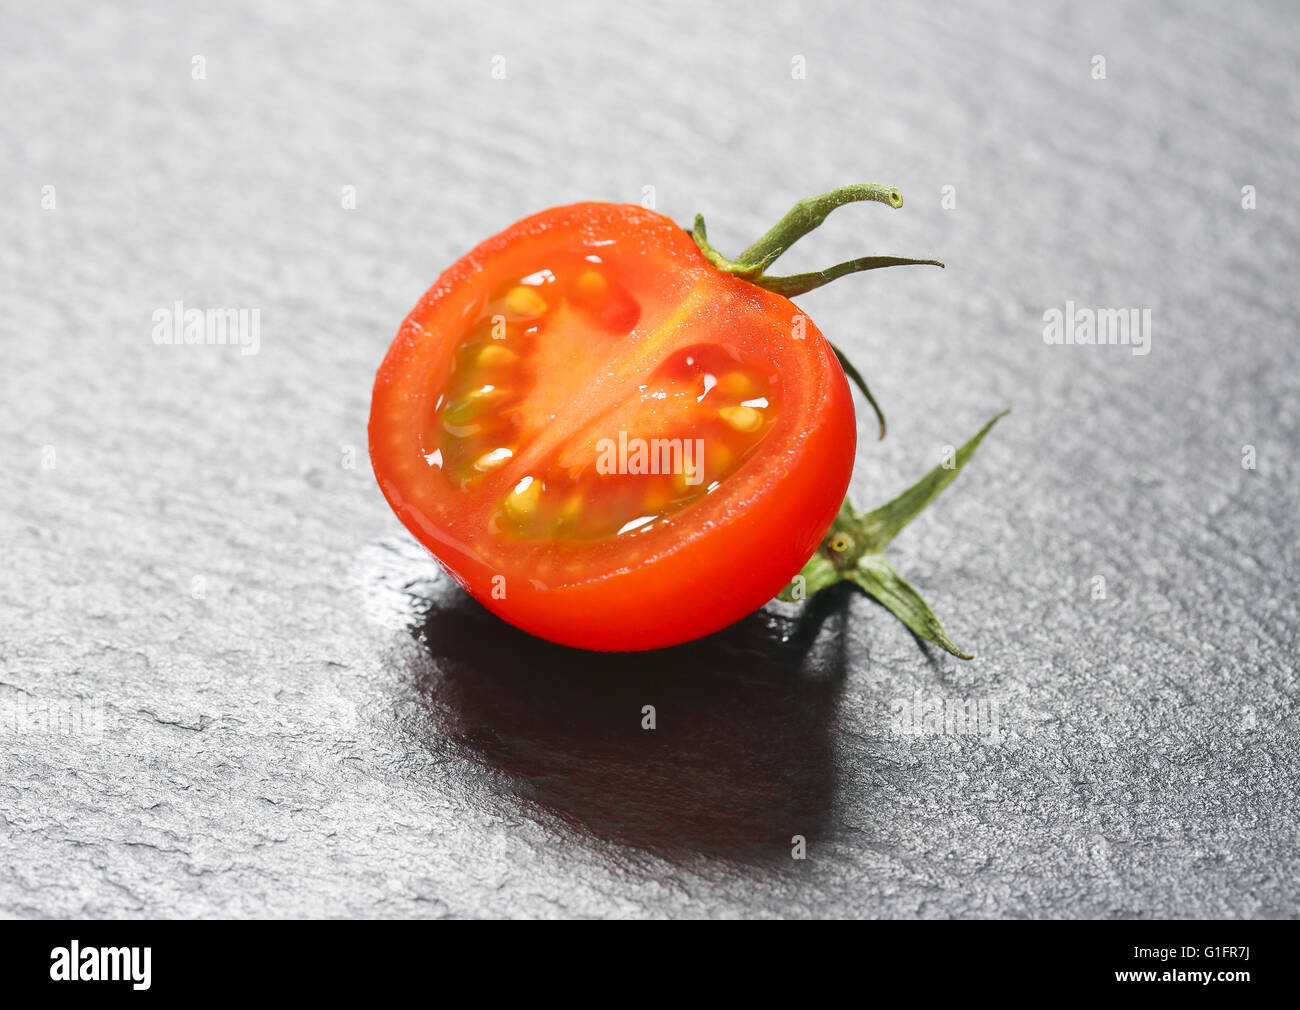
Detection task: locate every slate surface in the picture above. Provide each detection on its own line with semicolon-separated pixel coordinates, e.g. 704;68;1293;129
1;0;1297;919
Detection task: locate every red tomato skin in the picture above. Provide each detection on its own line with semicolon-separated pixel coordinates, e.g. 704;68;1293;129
370;202;856;651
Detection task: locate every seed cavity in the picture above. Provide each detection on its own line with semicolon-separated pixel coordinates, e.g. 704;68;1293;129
437;269;780;544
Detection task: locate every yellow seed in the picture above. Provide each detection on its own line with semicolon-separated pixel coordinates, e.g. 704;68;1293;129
643;483;672;511
476;344;518;367
672;465;703;496
708;444;734;472
576;270;608;299
442;419;482;438
717;372;753;398
504;476;541;517
557;492;584;526
718;405;763;433
444;385;504;424
474;447;514;471
505;285;547;318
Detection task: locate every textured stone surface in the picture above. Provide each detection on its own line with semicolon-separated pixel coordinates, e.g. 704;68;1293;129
1;0;1297;918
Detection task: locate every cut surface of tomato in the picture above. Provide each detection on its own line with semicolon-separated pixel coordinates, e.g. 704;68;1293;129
370;202;856;650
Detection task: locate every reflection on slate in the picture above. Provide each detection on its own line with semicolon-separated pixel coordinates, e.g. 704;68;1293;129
405;581;857;863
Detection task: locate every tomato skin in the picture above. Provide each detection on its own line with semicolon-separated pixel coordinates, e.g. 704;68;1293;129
370;202;856;651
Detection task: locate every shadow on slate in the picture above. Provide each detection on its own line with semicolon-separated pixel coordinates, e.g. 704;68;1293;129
404;582;858;865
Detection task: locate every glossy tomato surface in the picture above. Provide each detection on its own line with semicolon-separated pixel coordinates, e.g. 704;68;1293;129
370;202;855;650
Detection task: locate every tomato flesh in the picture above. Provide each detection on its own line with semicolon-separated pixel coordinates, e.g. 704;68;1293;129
370;202;856;651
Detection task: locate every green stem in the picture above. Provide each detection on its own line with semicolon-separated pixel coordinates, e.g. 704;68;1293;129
690;183;944;296
737;184;904;267
690;183;944;440
754;255;945;298
830;342;888;440
777;410;1009;659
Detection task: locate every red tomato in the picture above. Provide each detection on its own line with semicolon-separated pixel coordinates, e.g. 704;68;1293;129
369;202;855;650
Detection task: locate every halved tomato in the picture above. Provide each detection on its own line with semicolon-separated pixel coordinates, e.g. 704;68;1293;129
369;201;856;650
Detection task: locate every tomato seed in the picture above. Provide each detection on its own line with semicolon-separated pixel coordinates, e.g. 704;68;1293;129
504;286;547;318
474;447;514;470
718;405;763;432
476;344;518;367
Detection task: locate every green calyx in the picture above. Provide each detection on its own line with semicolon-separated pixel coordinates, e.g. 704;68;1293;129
777;409;1010;660
692;184;1006;659
689;183;944;440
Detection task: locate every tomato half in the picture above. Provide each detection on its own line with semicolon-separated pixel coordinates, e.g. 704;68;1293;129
369;201;855;651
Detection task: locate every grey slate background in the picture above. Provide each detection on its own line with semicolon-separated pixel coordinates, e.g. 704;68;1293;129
2;0;1297;918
